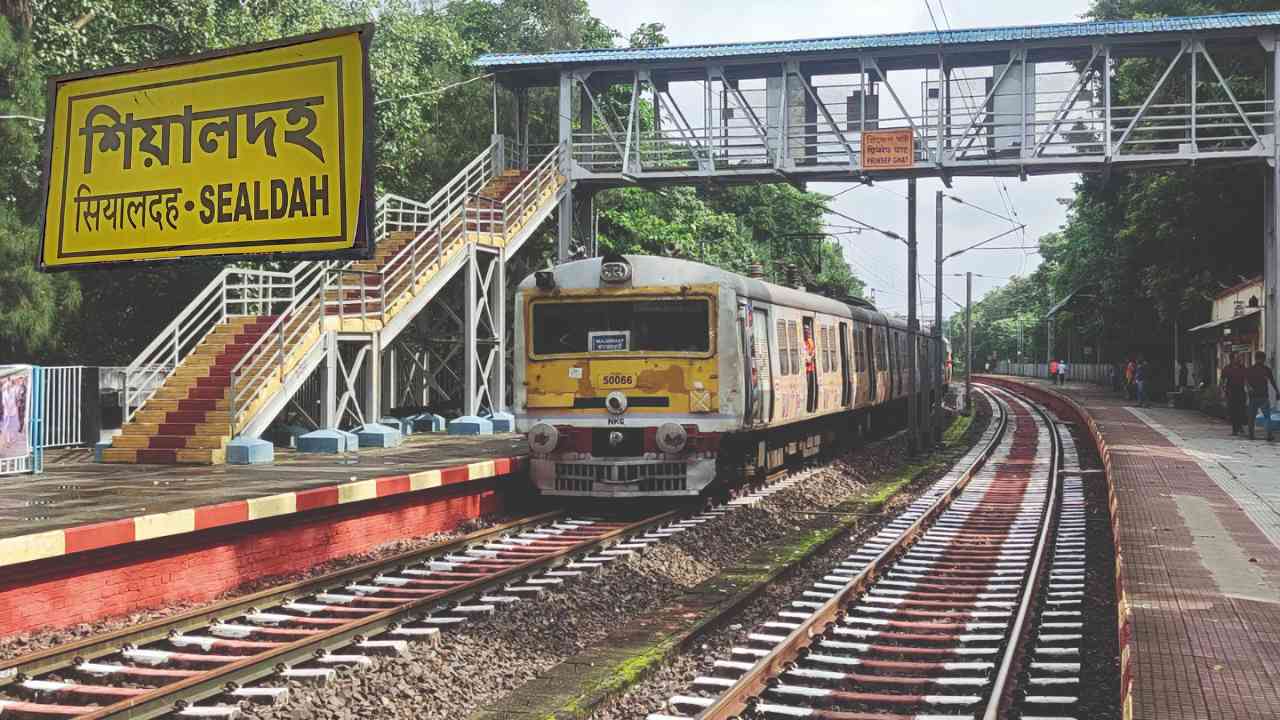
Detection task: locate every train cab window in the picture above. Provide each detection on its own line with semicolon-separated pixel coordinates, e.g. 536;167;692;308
777;319;790;375
531;298;711;355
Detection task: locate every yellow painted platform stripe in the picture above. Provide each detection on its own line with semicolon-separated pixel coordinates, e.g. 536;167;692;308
467;460;496;480
246;493;297;520
134;508;196;541
338;479;377;504
409;469;442;491
0;529;66;566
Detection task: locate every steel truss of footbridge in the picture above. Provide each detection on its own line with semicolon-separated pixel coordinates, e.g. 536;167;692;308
478;9;1280;397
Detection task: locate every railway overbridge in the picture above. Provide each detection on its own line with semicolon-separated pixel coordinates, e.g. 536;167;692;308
92;10;1280;463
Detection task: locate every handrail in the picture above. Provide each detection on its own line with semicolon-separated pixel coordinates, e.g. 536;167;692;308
140;139;555;439
227;261;330;433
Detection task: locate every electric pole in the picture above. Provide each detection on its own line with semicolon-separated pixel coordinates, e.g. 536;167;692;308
965;271;973;415
934;190;944;442
906;179;918;454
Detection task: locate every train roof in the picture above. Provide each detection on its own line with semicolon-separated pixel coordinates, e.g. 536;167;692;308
518;255;910;330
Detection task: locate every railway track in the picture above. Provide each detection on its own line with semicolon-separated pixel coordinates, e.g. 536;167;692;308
649;385;1070;720
0;455;825;719
0;510;693;719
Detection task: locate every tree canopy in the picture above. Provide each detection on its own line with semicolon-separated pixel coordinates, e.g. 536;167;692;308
963;0;1274;378
0;0;862;364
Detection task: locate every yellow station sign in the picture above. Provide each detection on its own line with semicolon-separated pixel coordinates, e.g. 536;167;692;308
39;27;373;270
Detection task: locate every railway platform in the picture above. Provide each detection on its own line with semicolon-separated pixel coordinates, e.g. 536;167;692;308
0;434;528;637
981;376;1280;720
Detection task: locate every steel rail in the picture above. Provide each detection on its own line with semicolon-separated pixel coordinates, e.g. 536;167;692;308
691;387;1010;719
979;383;1063;720
82;509;681;720
0;511;564;687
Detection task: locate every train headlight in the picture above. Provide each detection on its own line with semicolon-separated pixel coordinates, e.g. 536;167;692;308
656;422;688;454
600;254;632;284
605;391;628;415
528;423;559;454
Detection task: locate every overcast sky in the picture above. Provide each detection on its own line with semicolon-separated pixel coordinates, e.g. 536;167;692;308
586;0;1095;320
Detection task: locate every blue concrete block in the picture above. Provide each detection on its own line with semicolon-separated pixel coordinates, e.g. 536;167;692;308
357;423;403;448
94;440;112;463
408;413;446;433
227;437;274;465
339;430;360;450
297;429;350;454
489;411;515;433
448;415;493;435
378;417;407;435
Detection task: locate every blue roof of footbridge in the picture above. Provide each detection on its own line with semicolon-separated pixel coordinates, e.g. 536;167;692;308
475;11;1280;70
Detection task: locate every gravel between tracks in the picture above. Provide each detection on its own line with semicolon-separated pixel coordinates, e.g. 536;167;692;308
243;412;987;720
0;517;505;662
591;400;993;720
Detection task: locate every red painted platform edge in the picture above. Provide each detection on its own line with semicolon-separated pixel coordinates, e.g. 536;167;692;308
0;456;527;571
973;376;1134;720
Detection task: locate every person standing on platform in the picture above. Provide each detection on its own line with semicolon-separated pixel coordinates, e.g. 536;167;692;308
1049;359;1059;385
1223;354;1249;436
1059;360;1070;385
1246;351;1278;441
1125;358;1137;399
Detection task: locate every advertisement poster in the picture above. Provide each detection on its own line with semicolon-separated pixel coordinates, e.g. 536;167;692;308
0;365;32;462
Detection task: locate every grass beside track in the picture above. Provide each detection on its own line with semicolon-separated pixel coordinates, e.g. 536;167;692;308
469;412;983;720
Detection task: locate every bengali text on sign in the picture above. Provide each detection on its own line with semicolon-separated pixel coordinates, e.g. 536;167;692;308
39;27;372;269
860;128;916;171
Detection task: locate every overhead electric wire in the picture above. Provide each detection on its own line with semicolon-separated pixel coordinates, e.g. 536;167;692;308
374;73;495;106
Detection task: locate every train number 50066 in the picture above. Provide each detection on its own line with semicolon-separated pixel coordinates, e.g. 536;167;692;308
601;374;633;386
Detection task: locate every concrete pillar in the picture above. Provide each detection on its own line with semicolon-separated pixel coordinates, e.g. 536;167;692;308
464;243;478;417
557;190;573;262
366;333;381;422
322;331;337;429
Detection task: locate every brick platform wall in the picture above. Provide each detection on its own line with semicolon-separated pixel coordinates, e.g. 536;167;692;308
0;481;504;637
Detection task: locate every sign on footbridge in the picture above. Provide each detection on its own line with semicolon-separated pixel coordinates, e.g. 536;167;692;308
476;9;1280;416
38;26;374;270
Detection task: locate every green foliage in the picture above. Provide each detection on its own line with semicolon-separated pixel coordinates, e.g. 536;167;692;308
964;0;1277;371
0;0;865;365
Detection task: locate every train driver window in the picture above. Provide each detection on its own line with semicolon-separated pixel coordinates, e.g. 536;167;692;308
532;298;710;355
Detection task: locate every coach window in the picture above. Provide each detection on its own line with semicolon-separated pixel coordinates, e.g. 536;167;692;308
531;298;710;356
776;319;789;375
788;321;800;376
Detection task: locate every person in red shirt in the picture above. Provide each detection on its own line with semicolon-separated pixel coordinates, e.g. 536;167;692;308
1246;351;1279;441
1049;359;1059;385
1222;354;1249;436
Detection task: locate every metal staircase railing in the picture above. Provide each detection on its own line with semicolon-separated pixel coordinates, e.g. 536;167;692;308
462;144;564;240
227;261;330;434
122;139;566;442
122;266;300;423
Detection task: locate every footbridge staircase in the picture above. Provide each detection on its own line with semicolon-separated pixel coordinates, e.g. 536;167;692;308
103;140;566;464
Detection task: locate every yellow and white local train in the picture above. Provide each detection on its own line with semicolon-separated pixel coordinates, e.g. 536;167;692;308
514;255;947;498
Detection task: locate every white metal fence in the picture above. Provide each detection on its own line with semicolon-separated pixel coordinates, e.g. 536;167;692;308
39;366;84;448
995;361;1113;384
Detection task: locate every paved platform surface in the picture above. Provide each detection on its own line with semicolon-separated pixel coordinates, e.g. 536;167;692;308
993;377;1280;720
0;434;527;568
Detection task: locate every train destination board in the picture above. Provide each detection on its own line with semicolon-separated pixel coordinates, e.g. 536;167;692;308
859;128;915;171
38;27;373;270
